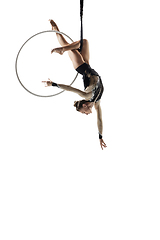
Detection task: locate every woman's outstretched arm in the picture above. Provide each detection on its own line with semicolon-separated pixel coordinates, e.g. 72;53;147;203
94;102;107;150
42;79;88;98
58;84;86;98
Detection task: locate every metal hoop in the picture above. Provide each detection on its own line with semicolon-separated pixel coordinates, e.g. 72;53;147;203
15;30;78;97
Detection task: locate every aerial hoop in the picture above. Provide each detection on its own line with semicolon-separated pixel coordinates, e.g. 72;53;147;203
15;30;78;97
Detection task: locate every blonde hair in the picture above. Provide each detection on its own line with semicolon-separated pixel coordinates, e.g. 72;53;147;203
73;100;88;111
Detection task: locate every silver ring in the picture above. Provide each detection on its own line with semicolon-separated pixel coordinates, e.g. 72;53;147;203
15;30;78;97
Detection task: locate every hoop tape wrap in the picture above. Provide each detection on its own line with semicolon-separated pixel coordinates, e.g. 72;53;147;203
15;30;78;97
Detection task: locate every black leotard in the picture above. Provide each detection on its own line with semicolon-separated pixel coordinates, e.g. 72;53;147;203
76;63;104;102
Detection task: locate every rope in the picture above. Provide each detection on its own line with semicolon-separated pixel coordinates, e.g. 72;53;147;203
79;0;84;52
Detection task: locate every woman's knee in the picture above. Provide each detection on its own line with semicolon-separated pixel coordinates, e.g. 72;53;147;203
83;39;89;45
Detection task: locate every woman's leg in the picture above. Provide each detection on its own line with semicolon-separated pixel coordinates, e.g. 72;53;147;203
80;39;90;65
49;20;90;69
49;20;69;47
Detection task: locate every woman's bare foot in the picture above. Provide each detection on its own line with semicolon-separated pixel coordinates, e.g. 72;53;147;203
51;47;64;55
49;19;59;31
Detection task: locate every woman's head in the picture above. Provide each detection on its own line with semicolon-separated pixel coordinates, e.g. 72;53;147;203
74;100;93;115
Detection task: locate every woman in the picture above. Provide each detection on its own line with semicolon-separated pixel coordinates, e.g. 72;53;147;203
42;20;107;150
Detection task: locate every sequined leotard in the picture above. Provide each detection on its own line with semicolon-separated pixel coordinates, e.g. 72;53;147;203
76;63;104;103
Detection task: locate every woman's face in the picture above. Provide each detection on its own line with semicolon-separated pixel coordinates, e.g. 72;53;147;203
79;104;92;115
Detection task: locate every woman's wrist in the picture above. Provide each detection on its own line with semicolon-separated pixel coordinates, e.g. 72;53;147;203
52;82;60;88
99;133;102;139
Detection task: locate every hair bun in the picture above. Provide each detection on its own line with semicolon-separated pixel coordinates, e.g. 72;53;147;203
73;100;88;111
74;101;78;107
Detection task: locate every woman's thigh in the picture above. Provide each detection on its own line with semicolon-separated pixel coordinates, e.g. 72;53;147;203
68;50;85;69
80;39;90;64
68;39;90;69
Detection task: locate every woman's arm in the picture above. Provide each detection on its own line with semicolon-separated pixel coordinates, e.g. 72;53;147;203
94;101;107;150
95;102;103;136
58;84;86;98
42;79;89;98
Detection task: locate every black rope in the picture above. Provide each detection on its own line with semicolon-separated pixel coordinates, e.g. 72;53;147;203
79;0;84;52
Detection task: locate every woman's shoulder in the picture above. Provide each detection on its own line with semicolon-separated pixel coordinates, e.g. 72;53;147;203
94;100;101;109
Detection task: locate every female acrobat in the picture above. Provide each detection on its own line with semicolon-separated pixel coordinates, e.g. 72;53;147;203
42;20;107;150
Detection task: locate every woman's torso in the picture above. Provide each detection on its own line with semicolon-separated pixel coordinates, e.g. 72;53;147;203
76;63;104;103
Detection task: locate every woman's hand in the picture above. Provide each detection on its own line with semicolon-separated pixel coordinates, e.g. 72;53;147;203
99;139;107;150
42;79;59;88
42;78;53;87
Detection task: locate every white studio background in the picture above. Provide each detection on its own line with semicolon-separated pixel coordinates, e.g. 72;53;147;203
0;0;160;240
